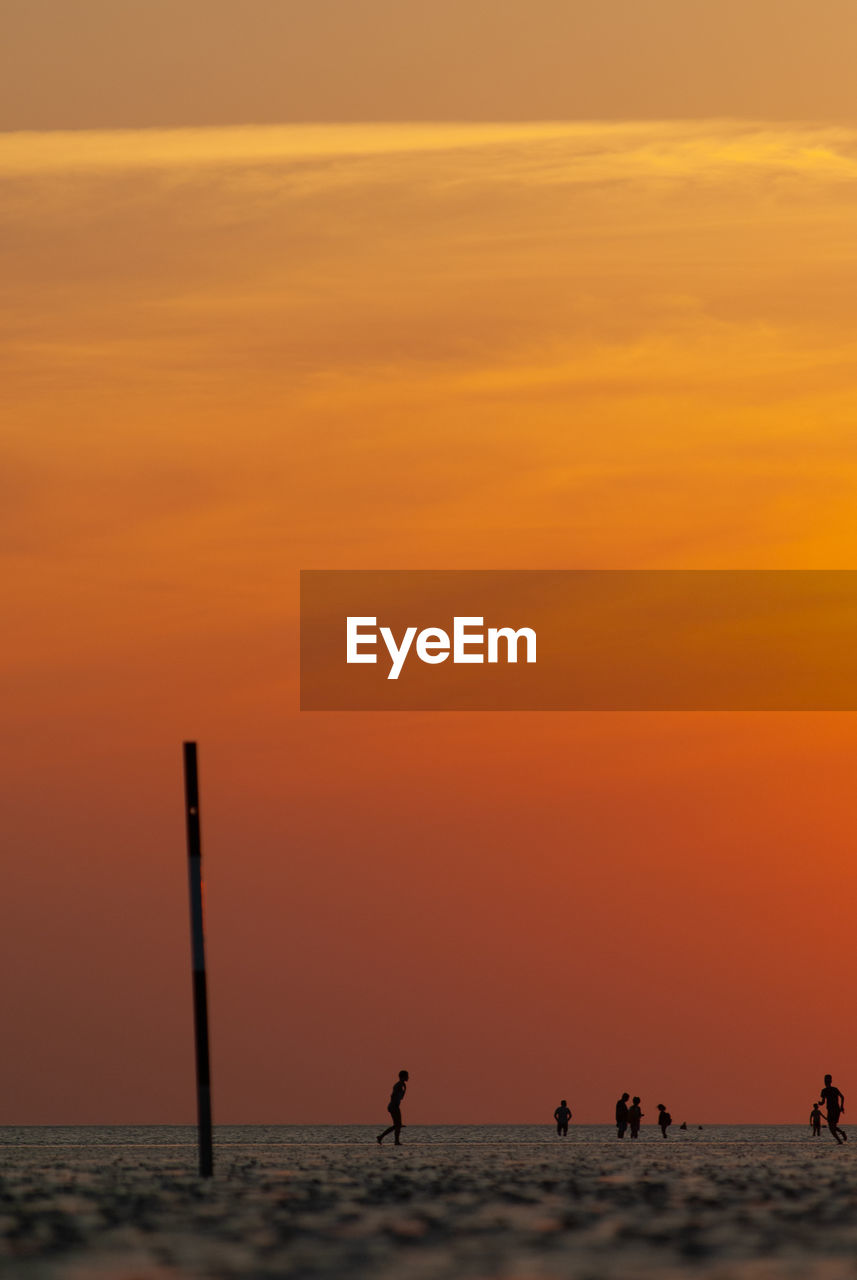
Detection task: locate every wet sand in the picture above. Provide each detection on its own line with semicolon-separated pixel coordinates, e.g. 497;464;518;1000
0;1130;853;1279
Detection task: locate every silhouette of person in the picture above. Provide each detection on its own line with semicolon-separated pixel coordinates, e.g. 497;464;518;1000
377;1069;409;1146
820;1073;847;1144
810;1103;824;1137
656;1103;672;1138
616;1092;630;1139
554;1099;572;1137
628;1096;643;1139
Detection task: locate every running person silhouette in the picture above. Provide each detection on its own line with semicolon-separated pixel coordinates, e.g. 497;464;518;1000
820;1073;847;1144
554;1099;572;1136
377;1070;409;1146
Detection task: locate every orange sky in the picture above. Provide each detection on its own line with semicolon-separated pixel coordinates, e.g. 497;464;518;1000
3;114;857;1123
4;0;857;127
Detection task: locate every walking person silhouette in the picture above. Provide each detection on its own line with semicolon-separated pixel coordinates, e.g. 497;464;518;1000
616;1092;630;1139
628;1096;643;1139
656;1103;672;1138
554;1099;572;1137
820;1074;847;1144
377;1070;409;1146
810;1102;824;1137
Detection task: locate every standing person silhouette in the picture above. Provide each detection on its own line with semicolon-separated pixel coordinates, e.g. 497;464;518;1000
810;1103;824;1137
616;1092;630;1139
554;1099;572;1137
377;1070;409;1146
656;1103;672;1138
628;1096;643;1139
820;1074;847;1144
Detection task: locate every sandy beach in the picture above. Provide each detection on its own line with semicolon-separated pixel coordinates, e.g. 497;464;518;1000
0;1127;855;1279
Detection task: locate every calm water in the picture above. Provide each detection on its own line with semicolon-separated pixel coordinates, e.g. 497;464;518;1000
0;1124;818;1148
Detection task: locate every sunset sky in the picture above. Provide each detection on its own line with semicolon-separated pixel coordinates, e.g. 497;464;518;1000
3;5;857;1126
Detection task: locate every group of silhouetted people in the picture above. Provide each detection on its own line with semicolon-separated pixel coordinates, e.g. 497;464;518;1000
376;1071;847;1146
613;1093;671;1139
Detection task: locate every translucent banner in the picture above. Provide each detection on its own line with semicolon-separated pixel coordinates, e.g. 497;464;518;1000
300;570;857;710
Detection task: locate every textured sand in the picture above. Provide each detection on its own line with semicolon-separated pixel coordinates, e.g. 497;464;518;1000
1;1132;855;1279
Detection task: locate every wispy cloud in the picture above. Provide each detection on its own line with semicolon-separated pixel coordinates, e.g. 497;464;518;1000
4;120;857;594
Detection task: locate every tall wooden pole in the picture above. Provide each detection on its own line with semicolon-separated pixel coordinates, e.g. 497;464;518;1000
183;741;213;1177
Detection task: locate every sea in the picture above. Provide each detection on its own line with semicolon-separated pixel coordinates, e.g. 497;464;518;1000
0;1123;818;1153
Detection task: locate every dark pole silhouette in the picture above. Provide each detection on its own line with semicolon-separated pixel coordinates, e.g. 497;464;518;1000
183;741;213;1177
